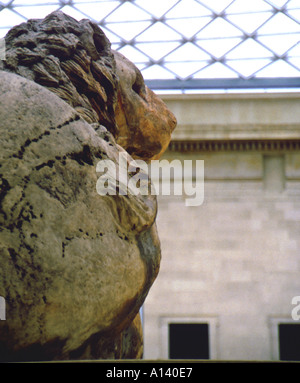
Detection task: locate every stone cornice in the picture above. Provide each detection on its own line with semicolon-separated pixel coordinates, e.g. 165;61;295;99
161;93;300;145
168;139;300;152
161;92;300;101
170;124;300;141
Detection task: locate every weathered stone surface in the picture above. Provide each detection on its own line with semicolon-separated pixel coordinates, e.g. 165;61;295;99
1;11;176;162
1;11;118;131
0;70;161;361
120;313;144;359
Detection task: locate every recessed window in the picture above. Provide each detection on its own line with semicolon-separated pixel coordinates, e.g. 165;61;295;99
168;323;209;359
278;323;300;361
263;155;285;192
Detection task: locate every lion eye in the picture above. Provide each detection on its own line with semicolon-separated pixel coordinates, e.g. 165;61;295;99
132;71;146;100
132;80;141;95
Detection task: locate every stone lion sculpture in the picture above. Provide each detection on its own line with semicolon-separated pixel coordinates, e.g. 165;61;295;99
0;11;176;361
1;10;176;161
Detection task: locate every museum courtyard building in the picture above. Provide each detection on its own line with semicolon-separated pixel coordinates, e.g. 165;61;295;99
143;91;300;361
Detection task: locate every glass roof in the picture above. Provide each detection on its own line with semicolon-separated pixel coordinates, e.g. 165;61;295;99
0;0;299;92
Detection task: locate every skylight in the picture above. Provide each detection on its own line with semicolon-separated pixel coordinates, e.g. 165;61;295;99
0;0;299;92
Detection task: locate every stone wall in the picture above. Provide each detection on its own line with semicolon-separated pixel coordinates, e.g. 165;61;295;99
143;92;300;361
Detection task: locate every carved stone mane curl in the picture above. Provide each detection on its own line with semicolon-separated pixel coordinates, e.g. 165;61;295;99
2;11;118;134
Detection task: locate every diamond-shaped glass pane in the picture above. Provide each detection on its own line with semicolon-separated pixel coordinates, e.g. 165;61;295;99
267;0;289;8
196;17;243;38
288;57;300;69
194;62;239;78
12;0;50;4
106;21;151;42
227;58;272;78
287;0;300;9
166;17;212;39
135;42;180;61
165;43;211;62
288;43;300;58
164;61;208;79
197;38;242;59
74;2;120;22
257;33;300;56
197;0;236;14
258;12;300;34
225;0;273;13
226;38;273;59
287;9;300;23
105;2;150;22
256;59;300;77
134;0;179;19
226;12;273;35
135;22;182;42
165;0;212;18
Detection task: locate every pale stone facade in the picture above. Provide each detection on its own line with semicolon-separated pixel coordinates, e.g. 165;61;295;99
143;92;300;361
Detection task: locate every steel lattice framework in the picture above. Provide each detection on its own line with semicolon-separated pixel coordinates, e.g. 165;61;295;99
0;0;300;91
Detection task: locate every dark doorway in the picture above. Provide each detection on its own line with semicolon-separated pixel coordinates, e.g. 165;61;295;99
168;323;209;359
278;323;300;361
